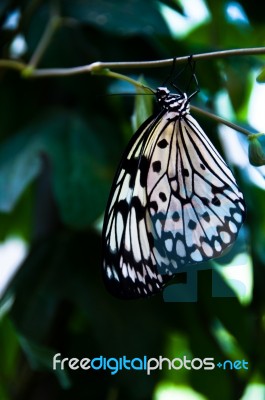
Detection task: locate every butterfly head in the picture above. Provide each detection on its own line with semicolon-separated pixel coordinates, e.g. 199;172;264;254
156;87;190;117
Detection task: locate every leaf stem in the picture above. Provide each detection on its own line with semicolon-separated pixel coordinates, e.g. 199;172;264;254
27;1;61;68
248;132;265;140
191;106;253;137
93;69;153;93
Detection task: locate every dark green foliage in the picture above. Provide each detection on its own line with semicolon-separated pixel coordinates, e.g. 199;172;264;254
0;1;265;399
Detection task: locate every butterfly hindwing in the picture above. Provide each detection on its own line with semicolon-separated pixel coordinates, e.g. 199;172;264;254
146;114;245;276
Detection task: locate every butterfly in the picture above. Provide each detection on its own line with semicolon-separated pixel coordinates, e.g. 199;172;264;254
102;62;246;299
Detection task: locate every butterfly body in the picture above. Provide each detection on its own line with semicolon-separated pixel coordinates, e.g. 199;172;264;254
102;87;246;299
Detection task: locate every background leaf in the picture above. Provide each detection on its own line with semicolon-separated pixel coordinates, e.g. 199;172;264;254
0;1;265;399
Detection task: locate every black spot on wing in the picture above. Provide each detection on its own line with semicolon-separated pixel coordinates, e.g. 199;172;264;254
212;196;221;206
202;211;210;222
157;138;168;148
150;201;158;213
159;192;167;202
188;219;197;230
152;160;161;173
172;211;180;221
201;197;210;206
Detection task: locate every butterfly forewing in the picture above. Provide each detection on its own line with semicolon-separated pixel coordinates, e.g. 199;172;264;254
103;113;172;298
102;87;246;299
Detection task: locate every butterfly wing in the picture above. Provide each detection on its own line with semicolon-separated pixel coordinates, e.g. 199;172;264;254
103;93;246;299
102;112;172;299
146;114;246;275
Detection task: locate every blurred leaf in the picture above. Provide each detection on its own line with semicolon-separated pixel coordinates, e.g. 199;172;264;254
19;335;71;388
238;0;265;24
0;314;19;377
223;60;252;112
1;0;265;398
0;111;109;227
243;182;265;272
256;67;265;83
46;112;110;228
0;0;11;18
210;277;252;355
8;235;61;342
131;77;154;131
0;387;8;400
8;230;101;342
248;135;265;166
164;332;191;383
0;314;20;400
186;5;252;49
62;0;170;35
0;185;34;241
0;293;14;319
159;0;184;15
169;297;234;400
0;124;42;212
7;229;169;399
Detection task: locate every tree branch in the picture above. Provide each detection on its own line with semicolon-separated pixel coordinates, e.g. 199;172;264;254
0;47;262;137
1;46;265;78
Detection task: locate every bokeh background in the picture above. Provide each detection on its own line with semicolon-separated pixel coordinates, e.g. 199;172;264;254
1;0;265;399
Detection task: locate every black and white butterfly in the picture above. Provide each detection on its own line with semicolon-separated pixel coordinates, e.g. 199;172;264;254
102;63;246;299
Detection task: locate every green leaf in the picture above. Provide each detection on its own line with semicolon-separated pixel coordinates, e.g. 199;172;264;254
159;0;184;15
62;0;170;35
0;314;19;378
45;113;109;228
0;386;8;400
224;60;253;112
131;77;153;131
0;293;14;320
0;0;11;18
0;125;42;212
19;335;71;389
0;185;34;241
256;67;265;83
248;135;265;166
7;230;102;342
0;111;109;228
